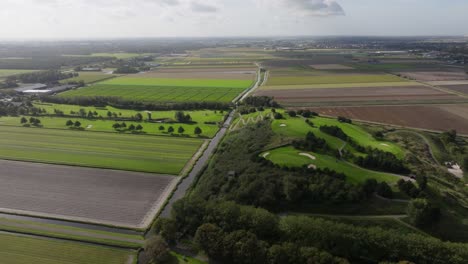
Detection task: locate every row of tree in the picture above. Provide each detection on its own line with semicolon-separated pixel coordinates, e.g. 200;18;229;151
41;95;231;111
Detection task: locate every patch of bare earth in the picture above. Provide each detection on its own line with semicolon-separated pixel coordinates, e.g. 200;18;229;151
399;71;468;82
255;86;461;104
309;104;468;135
0;160;176;229
441;85;468;95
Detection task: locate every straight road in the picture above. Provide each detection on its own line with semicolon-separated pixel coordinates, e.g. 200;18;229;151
160;64;263;218
160;111;235;218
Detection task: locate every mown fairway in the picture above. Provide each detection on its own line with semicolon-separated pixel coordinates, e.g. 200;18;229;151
60;76;253;103
0;233;134;264
266;74;407;86
0;126;202;174
0;116;221;138
264;146;399;183
270;112;404;158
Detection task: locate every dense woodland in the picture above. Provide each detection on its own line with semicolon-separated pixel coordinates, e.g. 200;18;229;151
154;121;468;264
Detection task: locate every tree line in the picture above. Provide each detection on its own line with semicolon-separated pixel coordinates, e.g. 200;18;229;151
41;96;231;111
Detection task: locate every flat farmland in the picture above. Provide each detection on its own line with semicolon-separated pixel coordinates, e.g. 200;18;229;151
100;77;253;88
0;69;38;78
60;75;254;103
60;72;118;84
133;69;256;80
0;126;202;174
0;233;134;264
312;104;468;135
398;71;468;82
266;74;406;86
441;85;468;95
255;85;464;106
0;159;176;228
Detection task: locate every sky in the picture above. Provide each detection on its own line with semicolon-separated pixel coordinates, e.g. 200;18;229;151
0;0;467;39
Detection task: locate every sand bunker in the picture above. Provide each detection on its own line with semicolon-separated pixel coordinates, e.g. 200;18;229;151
299;153;317;160
380;143;390;147
262;152;270;158
280;124;287;127
447;163;464;179
308;164;317;170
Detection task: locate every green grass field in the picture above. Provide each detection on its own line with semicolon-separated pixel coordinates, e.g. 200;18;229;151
264;146;399;183
271;112;404;158
91;53;144;59
101;77;253;88
29;103;225;138
266;74;408;86
0;217;144;248
60;72;118;84
0;233;134;264
59;76;253;103
0;125;202;175
60;85;246;103
0;116;220;138
0;69;38;78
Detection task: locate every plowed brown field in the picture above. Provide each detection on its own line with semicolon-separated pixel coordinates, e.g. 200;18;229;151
0;160;176;228
255;85;463;105
310;104;468;134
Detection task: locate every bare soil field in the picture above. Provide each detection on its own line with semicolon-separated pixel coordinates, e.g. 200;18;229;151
264;57;350;67
0;160;177;229
399;71;468;81
131;70;256;80
310;105;468;135
255;85;462;104
310;64;354;70
260;82;422;90
441;85;468;95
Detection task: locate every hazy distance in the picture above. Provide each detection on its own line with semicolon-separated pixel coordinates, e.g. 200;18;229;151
0;0;467;40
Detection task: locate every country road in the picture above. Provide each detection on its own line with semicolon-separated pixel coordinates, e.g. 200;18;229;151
160;110;236;218
160;64;264;218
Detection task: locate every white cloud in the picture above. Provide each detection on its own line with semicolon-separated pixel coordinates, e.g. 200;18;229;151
256;0;345;16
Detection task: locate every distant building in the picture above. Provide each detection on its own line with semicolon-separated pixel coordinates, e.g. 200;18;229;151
16;84;76;95
81;67;102;72
14;83;48;93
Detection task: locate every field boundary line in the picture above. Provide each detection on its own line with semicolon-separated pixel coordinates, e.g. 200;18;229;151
310;112;468;138
237;63;262;102
0;230;140;252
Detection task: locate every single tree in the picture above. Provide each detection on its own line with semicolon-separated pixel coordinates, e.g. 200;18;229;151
178;126;185;134
107;111;112;119
194;127;202;136
168;126;174;133
112;123;121;130
128;124;136;131
121;122;127;128
376;182;393;199
407;198;440;227
20;117;28;124
143;236;170;264
66;120;74;127
136;124;143;131
74;121;81;128
135;113;143;121
158;125;165;131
